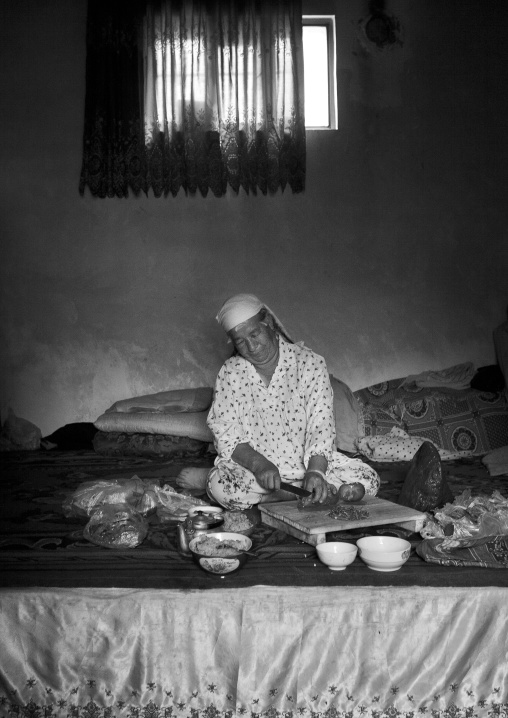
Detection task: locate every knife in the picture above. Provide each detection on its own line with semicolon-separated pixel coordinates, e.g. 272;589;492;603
280;481;312;498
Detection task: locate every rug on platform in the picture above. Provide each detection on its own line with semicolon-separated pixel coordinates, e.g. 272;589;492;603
1;450;507;589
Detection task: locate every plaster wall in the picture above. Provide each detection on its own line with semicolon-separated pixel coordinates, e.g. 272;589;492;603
0;0;507;435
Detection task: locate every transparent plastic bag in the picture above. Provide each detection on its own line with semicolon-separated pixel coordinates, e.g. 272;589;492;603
420;489;508;549
151;484;208;520
63;476;162;518
63;476;209;522
83;505;148;549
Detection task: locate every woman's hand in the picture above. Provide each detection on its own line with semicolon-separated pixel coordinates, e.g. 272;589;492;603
302;472;337;505
232;443;281;491
255;461;282;491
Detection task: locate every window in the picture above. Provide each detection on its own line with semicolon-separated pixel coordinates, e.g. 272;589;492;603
79;0;306;198
303;16;337;130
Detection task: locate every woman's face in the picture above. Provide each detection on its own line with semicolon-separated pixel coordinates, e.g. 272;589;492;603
228;313;279;368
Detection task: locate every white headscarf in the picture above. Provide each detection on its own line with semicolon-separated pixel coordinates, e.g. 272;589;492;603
216;293;293;342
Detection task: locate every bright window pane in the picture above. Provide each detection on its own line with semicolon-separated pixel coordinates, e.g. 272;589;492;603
303;25;329;127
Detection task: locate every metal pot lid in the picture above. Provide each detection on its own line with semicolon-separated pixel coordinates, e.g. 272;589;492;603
190;511;224;530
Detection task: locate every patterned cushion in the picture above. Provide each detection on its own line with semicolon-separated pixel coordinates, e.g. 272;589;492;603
354;379;508;456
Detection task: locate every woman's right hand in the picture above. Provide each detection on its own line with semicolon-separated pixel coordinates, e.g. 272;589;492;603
232;443;281;491
254;459;281;491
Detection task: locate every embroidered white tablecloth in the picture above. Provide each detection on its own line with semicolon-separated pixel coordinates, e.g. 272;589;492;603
1;585;507;717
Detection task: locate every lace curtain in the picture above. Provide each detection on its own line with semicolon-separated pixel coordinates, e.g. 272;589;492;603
79;0;306;198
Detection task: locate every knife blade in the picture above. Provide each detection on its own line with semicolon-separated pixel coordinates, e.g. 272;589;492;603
279;481;312;498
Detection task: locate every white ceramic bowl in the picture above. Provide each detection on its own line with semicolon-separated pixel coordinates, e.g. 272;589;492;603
316;541;358;571
189;532;252;575
356;536;411;572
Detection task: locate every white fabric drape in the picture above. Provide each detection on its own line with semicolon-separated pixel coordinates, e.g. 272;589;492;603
143;1;302;144
141;0;306;196
79;0;306;198
1;586;507;716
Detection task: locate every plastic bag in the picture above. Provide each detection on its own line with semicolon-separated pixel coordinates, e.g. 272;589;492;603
420;489;508;549
62;476;160;518
151;484;208;520
83;505;148;549
63;476;209;520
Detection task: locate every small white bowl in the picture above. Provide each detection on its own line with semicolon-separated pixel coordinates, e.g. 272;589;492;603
356;536;411;572
316;542;358;571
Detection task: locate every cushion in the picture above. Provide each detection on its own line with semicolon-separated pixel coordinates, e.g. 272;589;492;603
94;410;214;443
355;377;508;456
106;387;213;414
356;426;464;462
330;375;362;453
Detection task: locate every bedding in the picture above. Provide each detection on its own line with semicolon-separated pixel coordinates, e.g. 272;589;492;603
107;386;213;414
330;374;362;453
356;426;471;462
93;430;209;458
355;378;508;457
93;380;362;457
94;408;214;442
401;361;476;390
91;367;508;464
94;387;215;444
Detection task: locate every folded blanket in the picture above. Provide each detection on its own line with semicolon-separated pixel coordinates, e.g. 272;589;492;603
401;362;476;391
106;387;213;414
94;411;214;443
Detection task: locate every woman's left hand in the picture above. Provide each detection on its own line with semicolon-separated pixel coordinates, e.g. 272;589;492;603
302;473;337;505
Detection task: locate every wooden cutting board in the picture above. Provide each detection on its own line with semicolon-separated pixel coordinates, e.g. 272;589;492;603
259;496;426;546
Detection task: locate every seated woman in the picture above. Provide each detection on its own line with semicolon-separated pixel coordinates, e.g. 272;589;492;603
180;293;380;510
